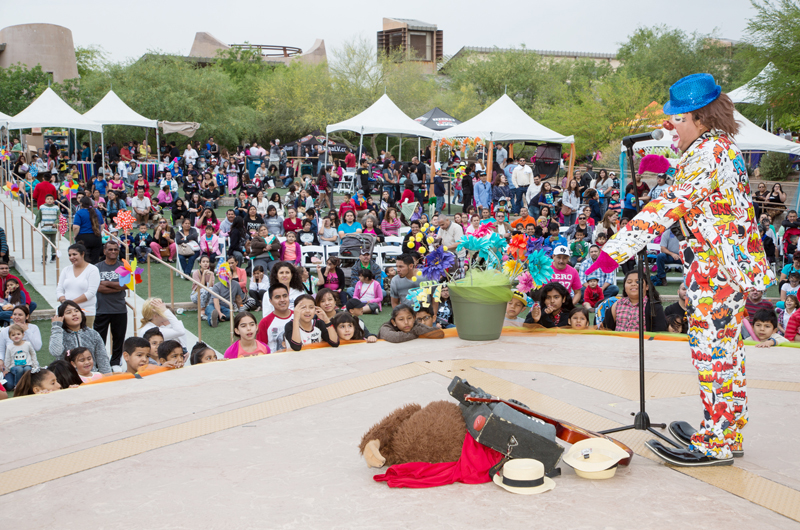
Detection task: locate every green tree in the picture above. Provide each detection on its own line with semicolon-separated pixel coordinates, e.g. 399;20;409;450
744;0;800;124
617;25;737;96
0;63;51;115
213;45;276;106
75;45;108;78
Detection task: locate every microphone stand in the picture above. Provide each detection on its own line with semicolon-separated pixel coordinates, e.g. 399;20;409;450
598;143;678;447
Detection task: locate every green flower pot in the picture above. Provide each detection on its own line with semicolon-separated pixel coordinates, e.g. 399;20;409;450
448;271;513;341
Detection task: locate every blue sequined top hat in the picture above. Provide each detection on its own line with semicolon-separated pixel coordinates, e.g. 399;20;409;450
663;73;721;115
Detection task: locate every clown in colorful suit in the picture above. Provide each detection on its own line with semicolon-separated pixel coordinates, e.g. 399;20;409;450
589;73;775;467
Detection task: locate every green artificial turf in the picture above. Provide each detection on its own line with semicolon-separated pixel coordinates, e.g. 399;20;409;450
10;266;52;310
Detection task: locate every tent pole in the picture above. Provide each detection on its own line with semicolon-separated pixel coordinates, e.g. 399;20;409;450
324;132;329;176
155;125;160;163
89;132;92;162
417;137;420;159
358;127;364;166
101;128;106;179
509;143;514;159
399;137;402;161
386;136;388;155
567;143;576;186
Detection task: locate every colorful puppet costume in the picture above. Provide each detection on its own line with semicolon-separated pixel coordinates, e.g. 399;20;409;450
600;127;774;460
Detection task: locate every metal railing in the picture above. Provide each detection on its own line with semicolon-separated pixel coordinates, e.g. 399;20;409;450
19;216;61;285
106;230;235;343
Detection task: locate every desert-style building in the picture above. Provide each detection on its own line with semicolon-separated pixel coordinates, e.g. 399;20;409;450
377;18;443;74
0;23;79;83
188;32;327;66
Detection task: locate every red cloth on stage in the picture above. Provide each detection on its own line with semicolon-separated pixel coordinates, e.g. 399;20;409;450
373;433;503;488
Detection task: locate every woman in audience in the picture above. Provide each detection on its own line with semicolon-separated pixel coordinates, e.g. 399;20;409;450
249;225;280;271
361;215;384;242
171;198;189;225
264;205;285;237
195;207;219;232
315;288;340;321
765;182;787;221
602;270;667;332
596;210;619;242
187;193;203;224
381;207;402;237
73;196;105;263
56;243;100;327
0;305;41;360
244;206;264;234
151;218;177;263
176;218;200;276
227;216;248;264
249;265;270;309
268;192;283;215
191;255;216;309
319;217;338;247
261;261;305;313
252;190;270;216
139;298;188;350
50;300;110;374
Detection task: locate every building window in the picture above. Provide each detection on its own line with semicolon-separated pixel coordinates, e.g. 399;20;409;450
408;32;431;62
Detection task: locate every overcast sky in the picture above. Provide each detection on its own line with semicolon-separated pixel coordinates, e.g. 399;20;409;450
1;0;756;63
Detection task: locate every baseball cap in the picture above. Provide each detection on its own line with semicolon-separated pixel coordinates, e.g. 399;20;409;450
346;299;366;310
359;248;371;255
553;245;569;256
511;290;528;304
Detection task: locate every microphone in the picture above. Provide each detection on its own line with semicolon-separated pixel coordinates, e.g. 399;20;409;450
621;129;664;148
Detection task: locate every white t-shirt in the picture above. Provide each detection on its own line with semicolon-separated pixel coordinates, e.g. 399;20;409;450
781;282;799;299
131;196;152;212
56;264;101;316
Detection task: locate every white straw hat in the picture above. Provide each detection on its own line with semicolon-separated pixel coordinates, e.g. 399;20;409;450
492;459;555;495
562;438;629;480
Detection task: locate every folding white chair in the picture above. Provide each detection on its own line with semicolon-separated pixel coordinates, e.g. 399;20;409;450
398;226;411;237
301;245;326;270
384;235;404;246
324;245;340;259
377;245;403;269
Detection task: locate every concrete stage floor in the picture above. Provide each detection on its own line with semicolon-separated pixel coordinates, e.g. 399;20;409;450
1;330;799;529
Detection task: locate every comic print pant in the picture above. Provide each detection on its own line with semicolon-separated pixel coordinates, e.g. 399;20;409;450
683;241;747;459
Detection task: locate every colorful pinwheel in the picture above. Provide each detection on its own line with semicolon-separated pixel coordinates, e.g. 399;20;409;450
116;258;143;291
507;234;528;260
113;210;136;232
527;249;554;289
3;182;19;197
216;260;232;287
0;147;8;162
60;179;79;200
420;246;455;281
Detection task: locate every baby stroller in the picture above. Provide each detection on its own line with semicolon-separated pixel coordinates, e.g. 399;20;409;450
338;233;377;284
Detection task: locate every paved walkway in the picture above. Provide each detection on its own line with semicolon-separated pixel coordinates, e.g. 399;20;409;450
1;330;798;528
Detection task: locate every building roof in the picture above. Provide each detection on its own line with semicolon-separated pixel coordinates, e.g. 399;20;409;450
387;18;437;31
439;45;617;71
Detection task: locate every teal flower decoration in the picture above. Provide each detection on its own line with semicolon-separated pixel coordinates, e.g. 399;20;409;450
528;249;554;289
457;235;492;261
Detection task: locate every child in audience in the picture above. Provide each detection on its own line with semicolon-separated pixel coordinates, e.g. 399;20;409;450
567;307;590;329
569;229;589;266
200;224;220;261
3;324;38;390
525;282;574;328
132;223;155;261
280;231;302;265
65;347;103;382
546;222;567;255
415;306;441;329
48;360;83;389
344;299;377;339
285;294;339;350
225;312;269;358
123;336;152;375
13;369;60;396
779;272;800;309
753;309;787;348
779;294;798;334
331;312;377;343
143;328;164;365
666;313;686;334
595;232;608;249
378;305;444;343
503;290;528;327
352;268;383;314
582;277;604;310
1;278;24;309
157;340;186;368
190;342;219;365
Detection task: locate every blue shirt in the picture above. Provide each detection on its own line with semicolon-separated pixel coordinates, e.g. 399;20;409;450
73;208;105;234
339;222;362;237
92;178;107;196
504;163;518;189
474;181;493;208
624;193;636;210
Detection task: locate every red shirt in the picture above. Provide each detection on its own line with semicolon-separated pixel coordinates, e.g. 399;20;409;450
338;200;355;219
0;273;31;306
345;153;356;168
784;310;800;341
32;181;58;207
283;217;303;233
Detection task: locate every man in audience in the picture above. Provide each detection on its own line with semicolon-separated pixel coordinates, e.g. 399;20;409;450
390;254;417;308
745;290;774;326
578;244;619;302
474;171;492;216
649;173;670;200
94;241;128;367
207;274;244;327
257;284;293;353
219;210;236;235
32;173;58;208
132;187;152;227
550;246;582;305
436;215;465;261
510;207;536;232
347;250;382;298
511;156;533;214
651;229;681;286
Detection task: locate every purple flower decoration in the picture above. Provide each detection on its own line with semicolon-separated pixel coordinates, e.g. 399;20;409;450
420;247;456;281
527;236;552;257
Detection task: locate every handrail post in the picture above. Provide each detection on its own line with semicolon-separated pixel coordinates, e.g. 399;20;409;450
197;291;202;342
20;216;24;259
147;253;151;299
170;267;174;312
42;235;46;285
10;211;15;251
30;222;34;273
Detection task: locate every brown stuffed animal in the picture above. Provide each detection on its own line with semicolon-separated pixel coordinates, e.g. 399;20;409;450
359;401;466;468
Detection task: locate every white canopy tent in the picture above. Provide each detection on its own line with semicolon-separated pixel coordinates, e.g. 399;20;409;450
728;63;774;105
11;88;102;132
435;94;574;144
84;90;159;178
325;94;435;164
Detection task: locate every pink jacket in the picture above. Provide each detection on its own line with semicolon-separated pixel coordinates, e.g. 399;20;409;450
224;340;270;359
279;241;302;265
353;280;384;311
200;234;220;255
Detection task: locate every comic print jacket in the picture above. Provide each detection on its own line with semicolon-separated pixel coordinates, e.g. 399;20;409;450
603;131;775;292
